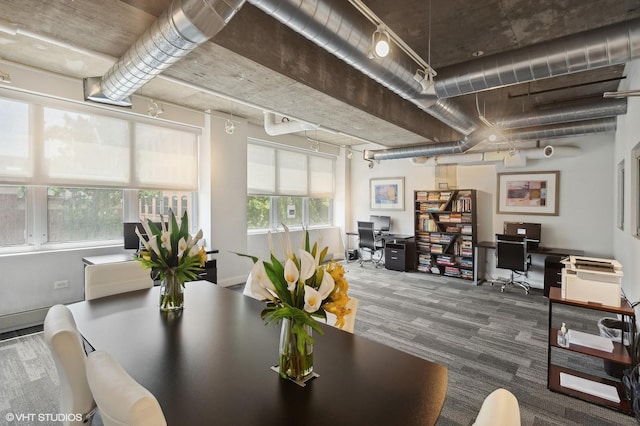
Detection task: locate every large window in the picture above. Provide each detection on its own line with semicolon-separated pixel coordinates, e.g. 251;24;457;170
0;94;200;252
0;186;196;250
247;142;334;231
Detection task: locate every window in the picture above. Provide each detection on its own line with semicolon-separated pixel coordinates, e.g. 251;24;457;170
617;159;624;230
0;186;197;251
247;142;334;231
0;94;201;252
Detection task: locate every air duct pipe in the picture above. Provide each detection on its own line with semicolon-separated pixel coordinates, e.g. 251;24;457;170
504;118;616;141
409;145;581;166
85;0;246;106
247;0;479;136
263;112;319;136
435;18;640;98
492;99;627;130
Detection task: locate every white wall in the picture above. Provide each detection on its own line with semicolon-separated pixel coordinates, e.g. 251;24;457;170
613;58;640;306
350;144;436;235
350;135;615;289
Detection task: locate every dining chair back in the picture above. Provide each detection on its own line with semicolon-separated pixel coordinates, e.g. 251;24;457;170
473;388;521;426
84;261;153;300
43;304;96;426
86;350;167;426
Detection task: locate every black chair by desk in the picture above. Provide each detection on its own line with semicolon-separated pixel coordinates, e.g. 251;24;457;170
494;234;531;294
357;221;384;267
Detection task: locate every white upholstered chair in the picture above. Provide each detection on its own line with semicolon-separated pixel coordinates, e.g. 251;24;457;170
85;261;153;300
43;304;96;426
473;388;521;426
86;350;167;426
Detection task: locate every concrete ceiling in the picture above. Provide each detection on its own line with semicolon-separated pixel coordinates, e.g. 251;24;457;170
1;0;639;152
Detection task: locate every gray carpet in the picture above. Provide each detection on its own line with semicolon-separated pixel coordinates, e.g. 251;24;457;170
1;268;637;426
342;262;637;426
0;333;59;425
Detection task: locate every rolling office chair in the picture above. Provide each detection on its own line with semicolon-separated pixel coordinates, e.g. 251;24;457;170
357;221;384;267
494;234;531;295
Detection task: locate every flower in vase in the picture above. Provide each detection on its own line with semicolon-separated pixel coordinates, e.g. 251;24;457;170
240;225;353;347
134;209;206;284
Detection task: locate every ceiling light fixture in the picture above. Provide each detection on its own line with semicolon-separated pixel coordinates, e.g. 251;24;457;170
369;26;391;58
0;69;11;84
347;148;353;159
225;119;236;134
147;99;164;118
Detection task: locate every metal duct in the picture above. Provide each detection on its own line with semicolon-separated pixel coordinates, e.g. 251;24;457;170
87;0;246;105
263;112;319;136
247;0;478;136
366;119;613;161
492;99;627;130
436;18;640;98
364;128;493;161
504;118;616;141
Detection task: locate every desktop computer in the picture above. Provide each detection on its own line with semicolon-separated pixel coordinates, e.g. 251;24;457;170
503;222;541;249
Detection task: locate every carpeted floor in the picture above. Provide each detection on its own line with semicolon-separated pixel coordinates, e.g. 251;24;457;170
341;262;637;426
1;264;637;425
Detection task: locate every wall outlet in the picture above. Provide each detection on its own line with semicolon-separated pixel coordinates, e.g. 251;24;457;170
53;280;69;289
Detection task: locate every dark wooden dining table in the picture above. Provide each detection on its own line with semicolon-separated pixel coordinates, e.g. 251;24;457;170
68;281;448;426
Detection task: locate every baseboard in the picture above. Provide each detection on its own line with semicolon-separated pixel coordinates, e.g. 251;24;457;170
0;307;49;333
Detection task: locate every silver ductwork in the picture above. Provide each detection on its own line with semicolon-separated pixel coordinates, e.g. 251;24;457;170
247;0;479;136
492;99;627;129
365;118;615;161
504;118;616;141
85;0;245;106
436;18;640;98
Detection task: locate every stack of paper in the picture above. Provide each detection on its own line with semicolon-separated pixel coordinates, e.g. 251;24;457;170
560;373;620;403
566;330;614;352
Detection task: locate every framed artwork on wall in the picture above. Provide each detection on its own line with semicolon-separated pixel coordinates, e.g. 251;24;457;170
370;177;404;211
497;171;559;215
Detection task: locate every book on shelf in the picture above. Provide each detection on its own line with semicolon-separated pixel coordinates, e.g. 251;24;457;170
427;192;440;201
439;192;452;201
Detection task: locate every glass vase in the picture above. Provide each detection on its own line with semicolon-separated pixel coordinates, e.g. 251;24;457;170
159;268;184;312
278;317;314;381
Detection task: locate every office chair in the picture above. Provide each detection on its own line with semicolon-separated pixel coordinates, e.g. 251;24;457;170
357;221;384;267
494;234;531;294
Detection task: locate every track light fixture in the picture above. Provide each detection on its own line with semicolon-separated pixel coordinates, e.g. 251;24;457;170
147;99;164;118
225;119;236;134
369;26;391;59
0;69;11;84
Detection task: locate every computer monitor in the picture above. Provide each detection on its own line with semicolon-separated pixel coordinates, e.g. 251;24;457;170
503;222;541;248
123;221;165;250
369;215;391;233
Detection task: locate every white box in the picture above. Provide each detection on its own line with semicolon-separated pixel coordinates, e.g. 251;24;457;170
561;256;623;307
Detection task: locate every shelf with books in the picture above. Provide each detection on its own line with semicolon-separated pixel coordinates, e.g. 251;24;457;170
414;189;478;283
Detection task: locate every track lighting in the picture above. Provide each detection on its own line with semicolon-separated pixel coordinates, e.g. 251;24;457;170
225;119;236;134
0;69;11;84
147;99;164;118
369;26;391;59
347;148;353;160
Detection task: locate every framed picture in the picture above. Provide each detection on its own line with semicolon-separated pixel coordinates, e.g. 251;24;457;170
497;171;559;215
370;177;404;211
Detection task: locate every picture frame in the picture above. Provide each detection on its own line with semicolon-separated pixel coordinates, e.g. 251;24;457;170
497;171;559;215
370;177;404;211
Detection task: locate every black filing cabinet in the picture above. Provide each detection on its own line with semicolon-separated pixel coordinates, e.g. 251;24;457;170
543;255;563;297
384;239;416;272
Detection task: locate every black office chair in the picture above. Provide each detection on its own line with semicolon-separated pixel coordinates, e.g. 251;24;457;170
357;221;384;267
494;234;531;294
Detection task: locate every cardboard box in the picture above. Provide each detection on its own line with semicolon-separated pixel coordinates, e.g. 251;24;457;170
561;256;623;307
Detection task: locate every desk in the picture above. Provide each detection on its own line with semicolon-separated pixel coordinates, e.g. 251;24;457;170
476;241;584;257
82;250;219;283
475;241;584;289
68;282;448;426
